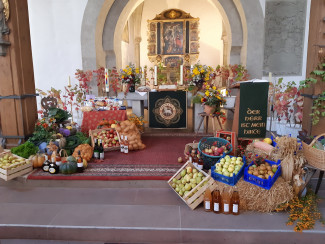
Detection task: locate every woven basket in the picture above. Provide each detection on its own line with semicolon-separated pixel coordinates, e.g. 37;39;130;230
59;149;68;162
302;133;325;170
184;141;199;156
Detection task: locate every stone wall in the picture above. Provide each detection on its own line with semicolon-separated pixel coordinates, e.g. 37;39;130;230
263;0;306;76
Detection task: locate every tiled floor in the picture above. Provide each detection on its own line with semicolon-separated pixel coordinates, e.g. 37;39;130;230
0;181;324;243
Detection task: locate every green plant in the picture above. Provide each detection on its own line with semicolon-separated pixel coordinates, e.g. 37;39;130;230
299;56;325;125
11;142;38;159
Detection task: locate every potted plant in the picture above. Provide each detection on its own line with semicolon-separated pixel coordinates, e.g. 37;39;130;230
120;63;141;93
192;83;226;115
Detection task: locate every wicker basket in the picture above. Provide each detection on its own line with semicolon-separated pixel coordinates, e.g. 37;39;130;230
184;141;199;156
302;133;325;171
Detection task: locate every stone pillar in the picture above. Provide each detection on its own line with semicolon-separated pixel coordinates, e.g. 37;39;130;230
0;0;37;147
134;37;142;68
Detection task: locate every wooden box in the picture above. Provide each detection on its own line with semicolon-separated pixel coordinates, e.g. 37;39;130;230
0;152;33;181
89;128;120;152
167;161;217;210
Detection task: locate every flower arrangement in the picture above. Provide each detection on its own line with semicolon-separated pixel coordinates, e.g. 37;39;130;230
192;83;226;107
120;63;141;85
215;64;249;87
191;63;214;90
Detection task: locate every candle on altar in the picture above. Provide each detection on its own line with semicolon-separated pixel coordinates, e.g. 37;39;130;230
141;67;144;79
154;65;158;86
268;72;272;83
180;65;183;86
68;76;71;87
105;68;109;92
190;65;193;74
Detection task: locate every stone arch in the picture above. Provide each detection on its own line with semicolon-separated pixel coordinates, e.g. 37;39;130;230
81;0;264;79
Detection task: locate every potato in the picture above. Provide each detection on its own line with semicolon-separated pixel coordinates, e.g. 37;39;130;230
253;170;259;176
258;175;265;179
248;170;253;175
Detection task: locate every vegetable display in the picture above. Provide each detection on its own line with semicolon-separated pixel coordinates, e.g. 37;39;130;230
48;107;71;123
10;142;38;159
59;156;77;174
115;120;146;151
72;144;93;161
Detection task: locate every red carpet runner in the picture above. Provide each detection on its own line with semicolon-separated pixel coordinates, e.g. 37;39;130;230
28;135;203;181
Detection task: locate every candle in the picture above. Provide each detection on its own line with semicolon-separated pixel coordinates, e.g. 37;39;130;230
190;65;193;74
142;67;144;79
105;68;109;92
68;76;71;87
268;72;272;83
180;65;183;86
154;65;158;86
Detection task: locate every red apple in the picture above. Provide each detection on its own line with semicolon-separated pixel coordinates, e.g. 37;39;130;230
217;148;224;154
109;134;114;138
113;131;117;135
108;143;112;147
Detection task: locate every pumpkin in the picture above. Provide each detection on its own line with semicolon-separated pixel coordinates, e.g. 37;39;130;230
59;156;77;174
29;154;45;168
72;144;93;161
83;159;88;169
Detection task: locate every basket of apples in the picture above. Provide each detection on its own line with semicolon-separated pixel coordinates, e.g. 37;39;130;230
89;128;120;151
211;155;246;186
198;137;232;170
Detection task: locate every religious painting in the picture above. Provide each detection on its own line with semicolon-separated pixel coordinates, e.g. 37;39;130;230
162;22;184;55
164;56;183;67
147;9;199;65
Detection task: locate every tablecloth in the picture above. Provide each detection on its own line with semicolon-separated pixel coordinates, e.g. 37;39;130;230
81;110;127;134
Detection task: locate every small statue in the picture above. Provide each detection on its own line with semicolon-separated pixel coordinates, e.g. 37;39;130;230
0;0;10;44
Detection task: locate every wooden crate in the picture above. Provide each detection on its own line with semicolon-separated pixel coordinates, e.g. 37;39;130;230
89;128;120;152
167;161;217;210
0;152;33;181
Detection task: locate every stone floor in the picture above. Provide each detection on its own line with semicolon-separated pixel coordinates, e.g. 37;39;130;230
0;177;324;244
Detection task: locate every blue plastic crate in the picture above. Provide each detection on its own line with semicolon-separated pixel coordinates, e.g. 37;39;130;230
243;159;281;190
198;137;233;170
211;156;246;186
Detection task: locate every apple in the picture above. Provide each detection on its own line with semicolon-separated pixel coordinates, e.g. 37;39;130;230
109;134;114;138
114;136;119;141
116;143;120;147
112;140;116;144
217;147;224;154
108;143;112;147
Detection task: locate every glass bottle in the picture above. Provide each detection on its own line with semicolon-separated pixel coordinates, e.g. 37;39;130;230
124;135;129;154
55;149;62;167
221;189;231;214
76;150;84;173
212;190;222;214
120;134;125;153
93;139;99;159
197;153;204;170
231;191;240;215
203;188;212;212
99;140;104;160
49;157;59;174
42;148;50;172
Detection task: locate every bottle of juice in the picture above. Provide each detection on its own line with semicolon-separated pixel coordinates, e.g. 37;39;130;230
231;190;240;215
221;189;231;214
203;188;212;212
212;190;222;214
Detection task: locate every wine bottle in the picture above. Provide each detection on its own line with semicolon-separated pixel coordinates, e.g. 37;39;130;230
120;134;125;153
76;150;84;173
124;136;129;154
42;148;50;172
99;140;104;160
49;157;59;174
93;139;99;159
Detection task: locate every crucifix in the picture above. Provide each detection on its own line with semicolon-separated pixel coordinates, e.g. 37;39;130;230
160;63;178;84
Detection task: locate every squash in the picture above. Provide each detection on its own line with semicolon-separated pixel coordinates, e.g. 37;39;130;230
59;156;77;174
83;159;88;169
72;144;93;161
29;154;45;168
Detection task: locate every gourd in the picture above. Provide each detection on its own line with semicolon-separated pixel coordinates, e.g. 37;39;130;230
59;156;77;174
29;154;45;168
72;144;93;161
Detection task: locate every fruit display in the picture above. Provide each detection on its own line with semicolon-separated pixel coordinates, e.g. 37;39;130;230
213;156;244;177
91;129;120;149
97;119;117;129
247;162;278;180
263;138;272;145
202;145;228;157
0;153;29;170
170;166;208;198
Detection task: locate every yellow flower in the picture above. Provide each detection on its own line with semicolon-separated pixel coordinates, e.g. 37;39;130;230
135;69;139;74
213;86;217;90
217;96;221;100
127;71;132;75
206;85;210;89
205;91;210;97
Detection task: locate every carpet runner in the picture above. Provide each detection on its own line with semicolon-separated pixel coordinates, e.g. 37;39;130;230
28;135;204;181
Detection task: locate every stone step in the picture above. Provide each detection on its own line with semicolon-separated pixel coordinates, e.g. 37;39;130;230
0;186;324;243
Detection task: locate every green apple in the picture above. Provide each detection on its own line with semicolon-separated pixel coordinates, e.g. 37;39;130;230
231;157;236;161
192;168;198;174
198;172;203;177
181;169;186;177
175;187;180;192
223;171;230;177
230;173;234;177
237;157;242;161
228;167;234;173
217;170;222;175
220;158;225;163
196;177;202;184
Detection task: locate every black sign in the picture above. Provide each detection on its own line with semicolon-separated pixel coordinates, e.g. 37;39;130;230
149;91;187;128
238;82;269;138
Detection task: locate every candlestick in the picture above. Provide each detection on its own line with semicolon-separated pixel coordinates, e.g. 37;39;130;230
141;67;144;79
268;72;272;83
154;65;158;86
68;76;71;87
180;65;183;86
105;68;109;92
190;65;193;74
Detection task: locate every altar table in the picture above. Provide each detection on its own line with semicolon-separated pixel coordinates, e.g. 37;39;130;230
81;110;127;134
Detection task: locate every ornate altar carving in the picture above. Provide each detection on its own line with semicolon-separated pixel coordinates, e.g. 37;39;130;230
147;9;199;67
0;0;10;56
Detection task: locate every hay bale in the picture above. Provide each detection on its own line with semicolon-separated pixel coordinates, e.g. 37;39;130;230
214;177;293;212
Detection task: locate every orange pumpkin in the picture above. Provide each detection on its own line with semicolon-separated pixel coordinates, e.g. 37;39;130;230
29;154;45;168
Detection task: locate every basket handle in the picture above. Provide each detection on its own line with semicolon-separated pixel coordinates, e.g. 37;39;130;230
309;133;325;147
59;149;68;158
